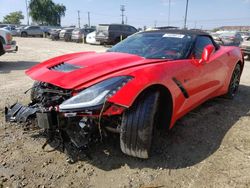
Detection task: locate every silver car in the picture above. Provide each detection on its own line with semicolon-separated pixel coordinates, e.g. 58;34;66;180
17;26;44;37
219;31;243;46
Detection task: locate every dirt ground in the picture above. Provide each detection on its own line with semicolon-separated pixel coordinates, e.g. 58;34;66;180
0;37;250;188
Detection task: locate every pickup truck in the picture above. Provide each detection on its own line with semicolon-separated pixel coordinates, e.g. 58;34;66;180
0;28;18;56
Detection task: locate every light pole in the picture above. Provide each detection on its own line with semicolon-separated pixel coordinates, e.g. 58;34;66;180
120;5;125;24
168;0;171;26
25;0;29;25
184;0;189;29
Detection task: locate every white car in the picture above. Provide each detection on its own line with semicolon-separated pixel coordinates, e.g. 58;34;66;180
0;28;18;56
86;31;100;45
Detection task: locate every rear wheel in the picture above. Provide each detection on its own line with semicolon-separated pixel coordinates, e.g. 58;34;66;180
120;91;160;159
21;32;28;37
225;64;241;99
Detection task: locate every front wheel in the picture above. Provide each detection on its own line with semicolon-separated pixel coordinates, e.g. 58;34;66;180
120;91;160;159
225;64;241;99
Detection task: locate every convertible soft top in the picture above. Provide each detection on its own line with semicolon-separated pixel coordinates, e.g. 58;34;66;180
144;29;210;36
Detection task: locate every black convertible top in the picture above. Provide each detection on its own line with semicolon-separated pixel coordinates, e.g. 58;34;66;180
144;29;210;36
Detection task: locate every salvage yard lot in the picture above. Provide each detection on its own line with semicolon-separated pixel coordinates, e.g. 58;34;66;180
0;37;250;188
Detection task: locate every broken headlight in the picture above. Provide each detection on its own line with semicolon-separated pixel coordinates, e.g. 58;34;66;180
59;76;133;111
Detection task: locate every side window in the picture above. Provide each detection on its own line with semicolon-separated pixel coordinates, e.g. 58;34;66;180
194;36;214;59
129;26;137;33
109;25;121;31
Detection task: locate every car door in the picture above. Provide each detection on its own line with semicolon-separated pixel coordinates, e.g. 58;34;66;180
193;36;227;99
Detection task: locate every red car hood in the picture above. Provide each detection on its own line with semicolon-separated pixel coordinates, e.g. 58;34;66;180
26;52;164;89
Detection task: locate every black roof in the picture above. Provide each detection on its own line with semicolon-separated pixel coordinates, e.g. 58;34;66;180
144;29;210;36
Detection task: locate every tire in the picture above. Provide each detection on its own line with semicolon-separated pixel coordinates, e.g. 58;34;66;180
30;81;41;102
120;91;160;159
225;64;241;99
21;32;28;37
0;41;5;56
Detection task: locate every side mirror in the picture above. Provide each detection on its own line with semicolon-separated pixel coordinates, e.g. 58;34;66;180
199;44;215;64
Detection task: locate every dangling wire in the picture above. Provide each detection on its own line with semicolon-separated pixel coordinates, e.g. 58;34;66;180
98;98;108;142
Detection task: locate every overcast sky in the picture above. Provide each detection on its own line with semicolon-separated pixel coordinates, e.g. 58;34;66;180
0;0;249;29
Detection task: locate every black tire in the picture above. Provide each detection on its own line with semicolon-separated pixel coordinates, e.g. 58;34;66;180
0;41;5;56
21;32;28;37
120;91;160;159
225;64;241;99
30;81;41;102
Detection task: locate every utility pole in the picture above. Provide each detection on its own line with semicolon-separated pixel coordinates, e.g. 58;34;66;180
184;0;189;29
77;10;81;28
154;20;157;28
25;0;29;25
88;12;90;27
168;0;171;26
125;16;128;24
120;5;125;24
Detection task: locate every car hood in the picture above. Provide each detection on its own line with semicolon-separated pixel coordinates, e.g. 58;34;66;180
26;52;165;89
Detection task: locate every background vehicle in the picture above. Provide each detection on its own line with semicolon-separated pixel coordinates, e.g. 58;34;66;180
6;30;244;159
2;25;18;36
50;29;61;41
240;37;250;59
239;31;250;41
71;28;95;43
0;28;18;56
17;26;44;37
59;28;74;42
219;31;243;46
86;31;100;45
95;23;137;44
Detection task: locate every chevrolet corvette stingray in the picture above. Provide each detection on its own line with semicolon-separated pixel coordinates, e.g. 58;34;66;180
5;29;244;159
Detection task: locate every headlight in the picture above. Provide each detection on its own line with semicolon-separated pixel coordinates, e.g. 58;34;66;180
59;76;133;111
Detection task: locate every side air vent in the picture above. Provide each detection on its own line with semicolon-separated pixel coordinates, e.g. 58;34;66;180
49;62;82;72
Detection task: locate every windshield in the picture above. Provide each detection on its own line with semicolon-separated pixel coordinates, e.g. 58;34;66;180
108;32;193;59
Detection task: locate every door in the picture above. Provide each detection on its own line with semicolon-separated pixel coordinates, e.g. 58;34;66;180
192;36;227;99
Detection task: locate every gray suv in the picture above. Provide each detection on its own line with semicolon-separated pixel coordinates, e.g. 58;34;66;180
18;26;44;37
95;24;137;44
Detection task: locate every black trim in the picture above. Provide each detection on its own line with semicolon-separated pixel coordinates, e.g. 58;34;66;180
172;77;189;98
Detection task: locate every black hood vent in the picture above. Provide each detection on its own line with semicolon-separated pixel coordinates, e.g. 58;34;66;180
49;62;82;72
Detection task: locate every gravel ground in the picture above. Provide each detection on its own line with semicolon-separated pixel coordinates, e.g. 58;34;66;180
0;37;250;188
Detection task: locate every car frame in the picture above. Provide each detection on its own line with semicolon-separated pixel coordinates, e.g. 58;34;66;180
6;29;244;159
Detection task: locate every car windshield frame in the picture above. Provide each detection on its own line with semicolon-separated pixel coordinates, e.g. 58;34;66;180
108;32;194;60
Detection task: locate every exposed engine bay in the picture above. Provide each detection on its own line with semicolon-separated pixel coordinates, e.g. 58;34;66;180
5;82;123;158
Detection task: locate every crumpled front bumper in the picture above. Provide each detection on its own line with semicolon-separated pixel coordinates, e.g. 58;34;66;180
5;103;38;123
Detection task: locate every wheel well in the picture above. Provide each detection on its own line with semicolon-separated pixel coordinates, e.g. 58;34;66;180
133;84;173;129
0;38;4;55
238;60;244;74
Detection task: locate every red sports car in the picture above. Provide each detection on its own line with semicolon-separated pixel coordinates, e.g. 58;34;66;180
6;29;244;159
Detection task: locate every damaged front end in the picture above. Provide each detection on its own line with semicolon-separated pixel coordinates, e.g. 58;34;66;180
5;76;131;152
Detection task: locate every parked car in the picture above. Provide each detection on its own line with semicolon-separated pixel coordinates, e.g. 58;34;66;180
239;31;250;41
50;29;61;41
17;26;44;37
6;29;244;159
71;28;95;43
59;28;74;42
0;28;18;56
219;31;243;46
95;24;137;44
86;31;100;45
240;37;250;59
3;25;18;36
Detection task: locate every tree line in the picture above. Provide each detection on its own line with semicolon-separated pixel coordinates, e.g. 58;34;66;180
1;0;66;26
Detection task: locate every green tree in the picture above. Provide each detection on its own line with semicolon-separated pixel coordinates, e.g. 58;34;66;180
29;0;66;26
3;11;24;24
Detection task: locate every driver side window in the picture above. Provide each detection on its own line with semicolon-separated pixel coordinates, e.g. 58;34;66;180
194;36;214;59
